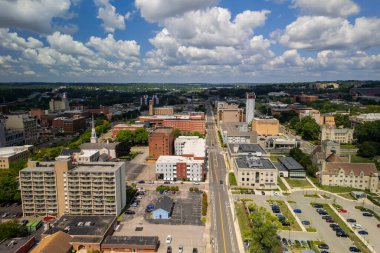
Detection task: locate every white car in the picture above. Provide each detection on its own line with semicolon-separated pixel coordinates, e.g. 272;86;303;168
352;223;362;229
178;245;183;253
166;235;172;244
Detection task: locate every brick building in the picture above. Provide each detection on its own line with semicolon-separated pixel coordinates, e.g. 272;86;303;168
52;116;86;133
149;127;174;159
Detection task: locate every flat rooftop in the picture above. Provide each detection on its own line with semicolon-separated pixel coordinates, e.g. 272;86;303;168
236;156;275;170
151;127;174;134
0;146;30;157
278;157;304;171
102;236;159;247
71;162;123;172
0;236;34;253
44;215;115;237
156;156;203;164
228;143;266;154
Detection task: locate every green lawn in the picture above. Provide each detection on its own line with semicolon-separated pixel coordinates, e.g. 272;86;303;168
270;154;284;162
313;203;371;253
351;155;373;163
304;194;320;198
340;144;358;149
235;201;252;239
277;177;288;191
285;178;313;188
319;185;361;193
338;192;356;200
229;172;237;186
267;200;302;231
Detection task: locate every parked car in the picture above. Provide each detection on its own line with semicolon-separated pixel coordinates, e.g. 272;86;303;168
166;235;172;244
377;224;380;228
282;238;288;245
20;220;28;226
318;244;329;249
281;221;290;226
349;246;361;252
293;209;302;213
322;215;332;220
261;191;265;195
178;245;183;253
313;204;323;208
326;219;335;223
352;224;363;229
192;248;198;253
358;230;368;235
336;231;348;237
138;180;145;184
167;246;172;253
125;210;135;215
320;251;329;253
362;212;373;217
338;209;348;213
301;220;310;225
347;218;357;223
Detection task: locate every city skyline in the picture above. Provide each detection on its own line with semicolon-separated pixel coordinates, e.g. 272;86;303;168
0;0;380;83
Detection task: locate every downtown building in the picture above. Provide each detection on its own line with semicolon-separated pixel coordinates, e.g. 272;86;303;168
19;159;126;217
246;92;256;124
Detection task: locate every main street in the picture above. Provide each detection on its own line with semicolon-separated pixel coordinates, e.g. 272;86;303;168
206;103;240;253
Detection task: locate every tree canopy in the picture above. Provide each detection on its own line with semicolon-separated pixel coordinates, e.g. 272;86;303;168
289;148;318;176
247;202;280;253
293;116;321;141
116;128;148;145
0;221;28;241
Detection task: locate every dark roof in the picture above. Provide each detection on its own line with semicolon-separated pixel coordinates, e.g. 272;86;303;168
273;162;287;171
325;153;348;163
0;236;35;253
60;149;81;156
229;143;266;154
153;196;173;213
102;236;159;249
80;142;119;150
98;153;110;162
44;215;115;237
236;156;275;170
278;157;305;171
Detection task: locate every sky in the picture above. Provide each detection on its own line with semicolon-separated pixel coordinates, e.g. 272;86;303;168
0;0;380;83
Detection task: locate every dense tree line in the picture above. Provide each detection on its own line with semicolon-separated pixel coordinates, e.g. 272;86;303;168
354;120;380;158
289;148;318;176
116;128;149;145
0;160;27;203
290;116;320;141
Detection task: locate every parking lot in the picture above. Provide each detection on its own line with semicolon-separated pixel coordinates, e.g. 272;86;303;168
234;191;364;253
0;203;23;222
117;188;206;253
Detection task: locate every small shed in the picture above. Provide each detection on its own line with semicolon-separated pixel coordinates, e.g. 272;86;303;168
151;196;173;219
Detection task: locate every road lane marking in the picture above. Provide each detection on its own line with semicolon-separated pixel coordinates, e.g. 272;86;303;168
218;193;228;253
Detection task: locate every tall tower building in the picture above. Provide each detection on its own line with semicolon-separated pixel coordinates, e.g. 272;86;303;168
246;92;256;124
148;99;154;116
90;115;98;144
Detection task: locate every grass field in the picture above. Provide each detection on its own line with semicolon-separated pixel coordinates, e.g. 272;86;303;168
351;155;373;163
270;154;284;162
235;201;252;239
277;177;288;191
340;144;358;149
338;192;356;200
313;203;371;253
285;178;313;188
229;172;237;186
267;200;302;231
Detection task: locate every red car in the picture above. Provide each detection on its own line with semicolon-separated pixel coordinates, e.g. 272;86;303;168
377;224;380;228
43;216;55;221
338;209;348;213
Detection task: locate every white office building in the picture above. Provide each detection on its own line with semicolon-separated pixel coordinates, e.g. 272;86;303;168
174;136;205;158
155;156;204;182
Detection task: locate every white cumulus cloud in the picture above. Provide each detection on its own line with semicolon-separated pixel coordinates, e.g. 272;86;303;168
135;0;217;23
0;0;72;33
292;0;359;17
94;0;126;33
0;28;43;51
47;32;93;56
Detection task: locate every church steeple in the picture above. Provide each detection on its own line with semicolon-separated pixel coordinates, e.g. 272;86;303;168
90;114;98;144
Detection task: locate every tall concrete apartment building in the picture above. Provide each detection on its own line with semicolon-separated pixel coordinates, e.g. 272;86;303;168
246;92;256;124
49;93;70;112
19;159;126;217
149;127;174;159
5;114;38;144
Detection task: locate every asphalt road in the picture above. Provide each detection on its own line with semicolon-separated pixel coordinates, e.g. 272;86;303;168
206;104;239;253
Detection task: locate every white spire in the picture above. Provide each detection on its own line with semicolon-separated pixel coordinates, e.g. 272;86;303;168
90;114;98;144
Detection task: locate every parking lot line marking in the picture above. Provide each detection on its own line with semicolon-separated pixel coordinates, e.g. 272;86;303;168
218;193;228;253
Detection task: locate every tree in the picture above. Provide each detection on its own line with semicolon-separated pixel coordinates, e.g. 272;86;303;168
294;116;320;141
278;110;298;124
116;130;135;144
134;128;148;145
0;221;28;241
354;120;380;144
289;148;317;176
173;128;181;138
357;141;379;158
248;204;280;253
335;114;350;128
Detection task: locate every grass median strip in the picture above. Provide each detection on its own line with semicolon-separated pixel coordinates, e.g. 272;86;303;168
267;200;302;231
285;178;313;188
277;177;288;191
311;203;371;253
235;201;252;239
